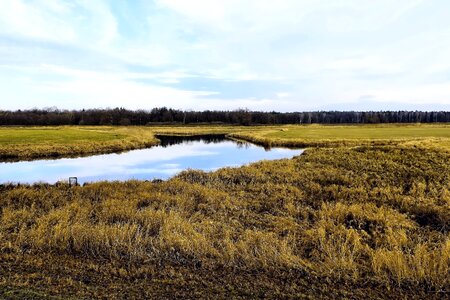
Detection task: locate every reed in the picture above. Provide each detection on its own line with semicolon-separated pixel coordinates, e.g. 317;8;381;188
1;145;449;298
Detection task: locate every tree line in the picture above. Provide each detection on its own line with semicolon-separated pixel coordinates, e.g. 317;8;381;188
0;107;449;126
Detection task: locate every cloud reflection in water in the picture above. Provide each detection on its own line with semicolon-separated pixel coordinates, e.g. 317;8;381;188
0;140;301;184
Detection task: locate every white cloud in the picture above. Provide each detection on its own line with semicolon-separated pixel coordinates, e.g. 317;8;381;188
0;0;76;42
35;66;217;110
364;83;450;105
0;63;301;111
1;0;450;111
0;0;117;46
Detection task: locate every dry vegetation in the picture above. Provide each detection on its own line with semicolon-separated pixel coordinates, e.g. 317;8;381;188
1;142;449;299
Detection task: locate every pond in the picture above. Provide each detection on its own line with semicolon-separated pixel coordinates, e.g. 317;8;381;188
0;135;302;184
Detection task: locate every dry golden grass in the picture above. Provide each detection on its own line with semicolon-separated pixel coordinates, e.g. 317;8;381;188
1;124;450;298
1;145;449;298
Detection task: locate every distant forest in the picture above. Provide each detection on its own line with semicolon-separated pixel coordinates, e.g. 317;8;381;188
1;108;450;126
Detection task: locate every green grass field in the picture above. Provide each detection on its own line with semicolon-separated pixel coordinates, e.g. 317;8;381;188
0;127;125;145
266;124;450;140
1;124;450;160
0;126;158;160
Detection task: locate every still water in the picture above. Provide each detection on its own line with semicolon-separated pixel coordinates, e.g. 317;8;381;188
0;135;302;184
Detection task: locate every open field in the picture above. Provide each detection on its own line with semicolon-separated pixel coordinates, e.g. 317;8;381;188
0;126;158;161
266;124;450;139
0;127;126;145
1;123;450;161
226;124;450;150
0;124;449;298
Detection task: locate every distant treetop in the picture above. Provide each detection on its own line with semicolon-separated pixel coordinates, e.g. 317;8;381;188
0;107;449;126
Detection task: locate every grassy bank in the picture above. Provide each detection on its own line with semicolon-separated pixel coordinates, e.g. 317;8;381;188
1;145;449;298
0;126;158;161
227;124;450;150
1;124;450;161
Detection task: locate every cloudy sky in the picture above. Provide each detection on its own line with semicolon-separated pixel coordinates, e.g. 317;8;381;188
1;0;449;111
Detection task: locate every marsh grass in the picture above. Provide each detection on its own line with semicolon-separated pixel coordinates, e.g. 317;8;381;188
1;145;449;298
1;124;450;298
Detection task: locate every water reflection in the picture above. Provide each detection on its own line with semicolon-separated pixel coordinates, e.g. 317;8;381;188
156;134;227;146
156;134;252;149
0;137;302;184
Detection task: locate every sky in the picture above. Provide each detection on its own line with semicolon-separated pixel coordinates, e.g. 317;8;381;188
0;0;450;112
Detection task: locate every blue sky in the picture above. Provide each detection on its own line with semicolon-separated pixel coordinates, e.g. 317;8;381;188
0;0;449;112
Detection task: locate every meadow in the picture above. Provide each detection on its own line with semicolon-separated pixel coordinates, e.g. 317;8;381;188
1;123;450;160
227;124;450;150
0;126;157;161
0;124;449;299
